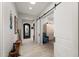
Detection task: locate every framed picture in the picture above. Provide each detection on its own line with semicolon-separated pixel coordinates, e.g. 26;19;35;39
10;11;12;29
14;16;18;34
23;23;30;39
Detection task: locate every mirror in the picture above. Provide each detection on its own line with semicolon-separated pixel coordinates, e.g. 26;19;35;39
23;23;30;39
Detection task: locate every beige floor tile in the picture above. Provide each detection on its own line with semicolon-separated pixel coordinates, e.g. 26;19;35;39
19;39;54;57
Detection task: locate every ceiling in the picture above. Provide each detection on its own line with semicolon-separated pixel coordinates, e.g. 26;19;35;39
14;2;52;20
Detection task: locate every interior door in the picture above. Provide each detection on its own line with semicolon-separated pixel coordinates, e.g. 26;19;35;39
54;3;78;56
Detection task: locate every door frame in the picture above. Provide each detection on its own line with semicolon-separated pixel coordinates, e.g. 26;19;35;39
23;23;30;39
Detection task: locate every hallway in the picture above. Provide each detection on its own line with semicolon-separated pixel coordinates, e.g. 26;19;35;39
20;39;54;57
0;2;78;57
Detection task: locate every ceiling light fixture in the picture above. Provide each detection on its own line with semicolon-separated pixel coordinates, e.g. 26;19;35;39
30;2;36;4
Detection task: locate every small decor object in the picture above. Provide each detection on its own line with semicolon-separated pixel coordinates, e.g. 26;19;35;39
10;11;12;29
31;27;33;29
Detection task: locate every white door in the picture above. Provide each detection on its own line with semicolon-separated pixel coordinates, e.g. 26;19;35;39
54;3;78;57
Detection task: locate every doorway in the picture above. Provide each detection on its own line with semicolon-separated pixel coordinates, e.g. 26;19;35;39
43;22;55;44
23;23;31;39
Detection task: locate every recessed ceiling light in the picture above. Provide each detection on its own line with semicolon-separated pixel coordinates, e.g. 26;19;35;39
29;7;32;10
30;2;36;4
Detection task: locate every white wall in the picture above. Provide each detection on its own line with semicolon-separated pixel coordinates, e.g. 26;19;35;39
54;2;78;57
33;19;43;44
2;2;18;56
36;20;41;44
47;23;54;40
22;20;33;25
33;20;38;43
0;2;3;57
18;18;23;41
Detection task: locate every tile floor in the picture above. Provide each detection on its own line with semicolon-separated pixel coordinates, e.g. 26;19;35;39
20;39;54;57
